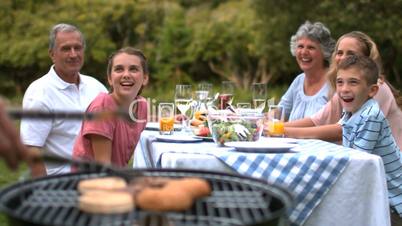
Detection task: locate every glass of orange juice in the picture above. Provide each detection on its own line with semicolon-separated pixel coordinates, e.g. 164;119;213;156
158;103;175;135
267;105;285;137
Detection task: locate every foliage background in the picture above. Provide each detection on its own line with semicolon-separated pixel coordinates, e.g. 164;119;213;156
0;0;401;103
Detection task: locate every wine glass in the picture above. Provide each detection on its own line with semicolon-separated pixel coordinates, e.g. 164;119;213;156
236;102;251;109
195;82;212;102
252;83;267;113
174;84;193;134
219;81;235;109
194;82;212;118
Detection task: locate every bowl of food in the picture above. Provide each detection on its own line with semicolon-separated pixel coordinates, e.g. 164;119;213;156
207;110;264;146
191;110;212;139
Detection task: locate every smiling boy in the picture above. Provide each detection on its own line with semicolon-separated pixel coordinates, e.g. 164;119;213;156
336;55;402;223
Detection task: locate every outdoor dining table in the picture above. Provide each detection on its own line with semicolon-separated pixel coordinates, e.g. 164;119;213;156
133;128;391;226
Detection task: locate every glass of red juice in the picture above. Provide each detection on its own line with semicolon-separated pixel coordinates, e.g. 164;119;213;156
219;81;235;109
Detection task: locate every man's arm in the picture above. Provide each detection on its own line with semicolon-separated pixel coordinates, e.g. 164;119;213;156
27;146;47;178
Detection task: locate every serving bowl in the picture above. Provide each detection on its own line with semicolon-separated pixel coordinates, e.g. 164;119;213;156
207;109;264;146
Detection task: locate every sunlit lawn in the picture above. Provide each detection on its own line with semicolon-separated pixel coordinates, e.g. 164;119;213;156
0;161;28;226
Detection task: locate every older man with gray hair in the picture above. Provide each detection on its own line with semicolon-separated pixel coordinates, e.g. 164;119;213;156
20;23;107;177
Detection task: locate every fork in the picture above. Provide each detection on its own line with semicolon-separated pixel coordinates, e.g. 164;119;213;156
233;124;250;139
31;152;142;181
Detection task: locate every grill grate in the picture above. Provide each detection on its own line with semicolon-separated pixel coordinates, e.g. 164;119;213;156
0;169;292;226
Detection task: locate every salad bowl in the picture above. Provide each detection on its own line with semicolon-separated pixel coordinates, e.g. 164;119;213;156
207;110;264;146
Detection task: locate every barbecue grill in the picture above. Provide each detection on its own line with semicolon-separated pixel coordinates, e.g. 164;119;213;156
0;168;293;226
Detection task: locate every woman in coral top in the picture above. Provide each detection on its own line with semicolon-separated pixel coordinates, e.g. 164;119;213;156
282;31;402;149
73;47;149;167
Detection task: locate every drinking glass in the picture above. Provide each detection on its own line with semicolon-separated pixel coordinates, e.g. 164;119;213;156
266;105;285;137
194;82;212;121
158;103;175;135
219;81;235;109
236;102;251;109
252;83;267;113
196;82;212;101
174;84;193;134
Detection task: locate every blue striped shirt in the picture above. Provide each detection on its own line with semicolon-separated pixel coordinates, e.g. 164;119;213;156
340;98;402;216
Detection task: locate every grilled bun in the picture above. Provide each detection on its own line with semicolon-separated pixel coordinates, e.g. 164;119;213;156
78;177;127;193
79;190;134;214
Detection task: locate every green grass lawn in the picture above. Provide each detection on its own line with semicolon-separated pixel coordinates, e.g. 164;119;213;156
0;161;28;226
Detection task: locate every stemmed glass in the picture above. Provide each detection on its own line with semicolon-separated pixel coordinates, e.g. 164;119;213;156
195;82;212;103
236;102;251;109
195;82;212;117
219;81;235;109
252;83;267;113
174;84;193;134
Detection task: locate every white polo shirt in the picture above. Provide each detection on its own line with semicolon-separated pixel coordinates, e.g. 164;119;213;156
20;66;107;175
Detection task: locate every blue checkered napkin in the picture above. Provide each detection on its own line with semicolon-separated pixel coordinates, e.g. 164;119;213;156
213;140;351;226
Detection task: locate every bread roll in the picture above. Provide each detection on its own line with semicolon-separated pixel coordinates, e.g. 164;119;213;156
79;190;134;214
78;177;127;193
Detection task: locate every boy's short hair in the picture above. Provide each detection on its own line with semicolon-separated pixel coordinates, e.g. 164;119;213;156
337;55;379;85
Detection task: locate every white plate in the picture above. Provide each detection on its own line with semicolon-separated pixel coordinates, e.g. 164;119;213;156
262;137;299;144
193;136;214;142
145;122;182;131
225;140;299;153
156;135;202;143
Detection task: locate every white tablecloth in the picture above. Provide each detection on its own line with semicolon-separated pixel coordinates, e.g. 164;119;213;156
133;130;390;226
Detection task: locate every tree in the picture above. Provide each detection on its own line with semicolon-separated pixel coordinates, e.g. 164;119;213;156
186;1;272;90
0;0;166;95
152;2;193;86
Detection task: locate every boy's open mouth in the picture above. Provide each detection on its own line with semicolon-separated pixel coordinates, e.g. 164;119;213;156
340;96;354;103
